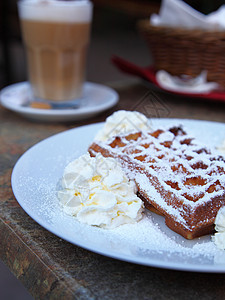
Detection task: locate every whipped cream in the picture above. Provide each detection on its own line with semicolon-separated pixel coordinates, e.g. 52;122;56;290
58;153;143;228
212;206;225;250
94;110;151;142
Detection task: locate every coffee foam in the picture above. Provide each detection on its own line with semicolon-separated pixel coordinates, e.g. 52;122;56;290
18;0;93;23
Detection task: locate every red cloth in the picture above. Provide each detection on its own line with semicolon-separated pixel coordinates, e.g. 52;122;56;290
112;55;225;103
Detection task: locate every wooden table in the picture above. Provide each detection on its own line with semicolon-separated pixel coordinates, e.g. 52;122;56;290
1;82;225;299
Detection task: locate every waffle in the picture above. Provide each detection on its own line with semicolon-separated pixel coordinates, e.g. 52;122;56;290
89;126;225;239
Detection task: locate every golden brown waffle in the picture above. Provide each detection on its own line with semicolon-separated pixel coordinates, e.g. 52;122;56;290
89;126;225;239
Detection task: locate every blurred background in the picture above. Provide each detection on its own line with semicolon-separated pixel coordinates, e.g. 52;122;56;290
0;0;224;298
1;0;224;90
0;0;159;90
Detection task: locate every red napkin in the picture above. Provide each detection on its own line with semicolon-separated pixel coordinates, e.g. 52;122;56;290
111;55;225;103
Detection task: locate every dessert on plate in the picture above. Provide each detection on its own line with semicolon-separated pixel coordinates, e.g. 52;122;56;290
89;123;225;239
57;111;148;229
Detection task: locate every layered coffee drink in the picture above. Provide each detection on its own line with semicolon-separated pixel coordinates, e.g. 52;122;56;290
18;0;93;103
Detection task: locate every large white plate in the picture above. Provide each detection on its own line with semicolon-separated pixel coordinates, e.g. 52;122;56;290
0;82;118;122
11;119;225;272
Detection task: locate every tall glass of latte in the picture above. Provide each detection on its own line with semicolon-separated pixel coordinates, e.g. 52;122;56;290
18;0;93;104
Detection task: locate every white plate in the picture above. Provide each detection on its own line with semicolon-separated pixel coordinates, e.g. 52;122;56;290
0;82;118;122
11;118;225;272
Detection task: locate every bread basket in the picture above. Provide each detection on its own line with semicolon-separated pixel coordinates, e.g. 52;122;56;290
138;19;225;87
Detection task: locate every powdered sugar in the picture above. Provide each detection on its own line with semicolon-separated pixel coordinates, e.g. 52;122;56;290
89;123;225;238
95;125;225;207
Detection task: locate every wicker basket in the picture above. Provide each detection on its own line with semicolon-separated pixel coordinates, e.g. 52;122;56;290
138;19;225;87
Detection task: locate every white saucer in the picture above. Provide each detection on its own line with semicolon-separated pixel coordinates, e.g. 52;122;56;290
0;82;119;122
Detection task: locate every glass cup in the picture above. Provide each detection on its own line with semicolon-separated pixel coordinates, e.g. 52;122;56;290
18;0;93;105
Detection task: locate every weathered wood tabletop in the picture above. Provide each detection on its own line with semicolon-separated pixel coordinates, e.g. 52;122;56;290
1;82;225;299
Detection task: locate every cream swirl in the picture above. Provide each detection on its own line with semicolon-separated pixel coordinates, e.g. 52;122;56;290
58;153;144;228
94;110;151;142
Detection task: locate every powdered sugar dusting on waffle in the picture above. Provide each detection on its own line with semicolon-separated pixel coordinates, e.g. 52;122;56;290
89;124;225;238
95;125;225;208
